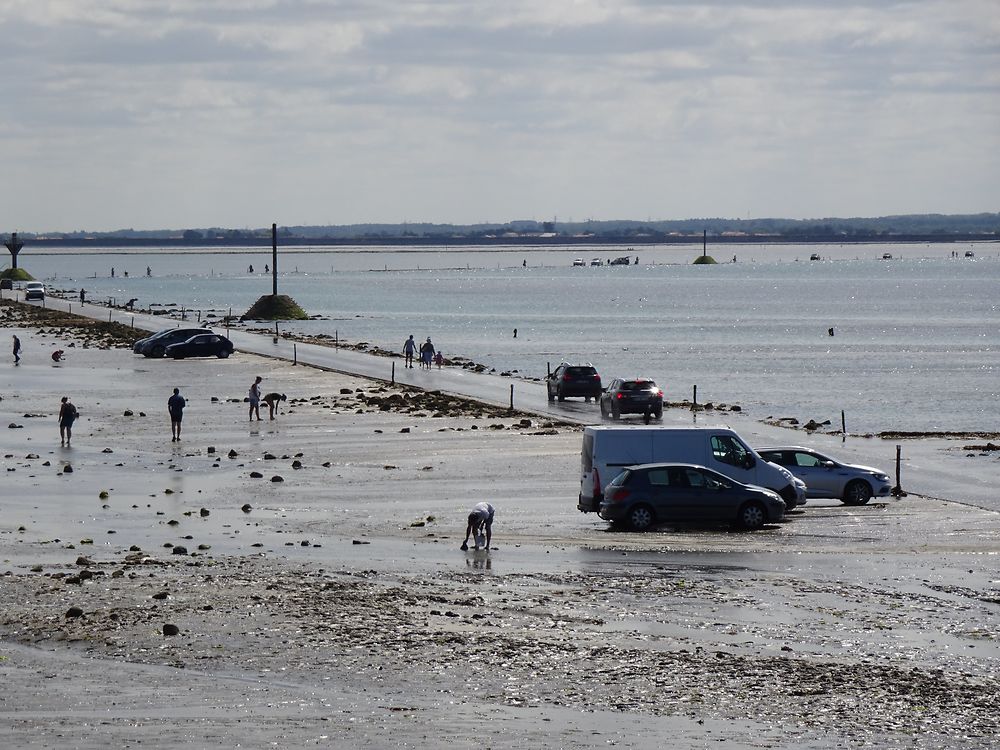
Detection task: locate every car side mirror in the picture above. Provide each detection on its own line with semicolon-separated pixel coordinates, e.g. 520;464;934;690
821;460;836;469
743;455;756;469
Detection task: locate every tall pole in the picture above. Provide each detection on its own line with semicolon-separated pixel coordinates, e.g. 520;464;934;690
702;229;707;259
271;223;278;296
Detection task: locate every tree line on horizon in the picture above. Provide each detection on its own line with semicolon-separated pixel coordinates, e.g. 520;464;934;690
9;212;999;243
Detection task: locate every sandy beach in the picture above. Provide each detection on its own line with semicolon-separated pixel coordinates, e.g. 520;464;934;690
2;302;999;749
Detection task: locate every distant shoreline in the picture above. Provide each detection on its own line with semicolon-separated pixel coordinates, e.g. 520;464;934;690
16;234;999;251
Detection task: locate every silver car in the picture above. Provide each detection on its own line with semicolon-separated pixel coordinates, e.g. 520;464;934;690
756;446;892;505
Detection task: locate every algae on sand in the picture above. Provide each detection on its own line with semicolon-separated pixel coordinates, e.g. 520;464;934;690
242;294;308;321
0;268;35;281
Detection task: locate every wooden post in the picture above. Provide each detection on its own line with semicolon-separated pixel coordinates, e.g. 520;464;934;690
841;410;846;435
692;384;698;408
335;329;338;348
546;361;551;378
391;361;395;385
891;445;906;497
702;229;707;258
293;343;297;365
509;384;514;411
271;223;278;296
108;309;112;322
131;316;134;329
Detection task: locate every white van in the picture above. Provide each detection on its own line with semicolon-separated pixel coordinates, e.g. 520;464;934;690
578;426;806;512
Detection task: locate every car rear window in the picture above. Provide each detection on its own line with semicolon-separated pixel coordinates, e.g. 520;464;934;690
621;380;656;391
566;367;596;377
608;470;631;486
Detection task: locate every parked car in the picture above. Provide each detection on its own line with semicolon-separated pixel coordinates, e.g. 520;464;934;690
578;426;805;513
590;257;604;266
134;327;213;357
756;447;892;505
599;463;786;531
609;256;631;266
24;282;45;300
600;378;663;420
572;258;586;266
547;362;602;402
165;333;234;359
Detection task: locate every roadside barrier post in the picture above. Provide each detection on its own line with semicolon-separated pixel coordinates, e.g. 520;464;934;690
509;384;514;411
391;361;395;385
293;343;297;365
841;410;847;439
692;384;698;408
891;445;907;497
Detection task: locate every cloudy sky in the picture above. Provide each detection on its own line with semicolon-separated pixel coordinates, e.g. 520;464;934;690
1;0;997;232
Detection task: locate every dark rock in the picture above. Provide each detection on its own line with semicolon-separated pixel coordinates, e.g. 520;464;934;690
271;475;284;482
65;606;84;619
123;410;134;417
62;464;73;473
228;449;238;458
241;503;252;512
249;471;263;478
152;591;169;600
102;448;113;454
162;623;180;636
199;508;210;517
171;546;188;555
291;460;303;469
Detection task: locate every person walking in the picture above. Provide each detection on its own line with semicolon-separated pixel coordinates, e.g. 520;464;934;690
402;335;417;369
262;392;287;420
248;376;262;421
419;337;435;370
58;396;78;447
168;387;186;441
461;502;495;551
12;335;21;364
79;288;86;303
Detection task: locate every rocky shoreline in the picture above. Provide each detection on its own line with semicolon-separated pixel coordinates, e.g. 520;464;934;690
2;300;999;749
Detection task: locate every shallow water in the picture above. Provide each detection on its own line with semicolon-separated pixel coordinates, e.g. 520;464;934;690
11;241;1000;433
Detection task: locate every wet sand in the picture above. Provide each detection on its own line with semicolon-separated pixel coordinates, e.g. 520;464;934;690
1;316;999;749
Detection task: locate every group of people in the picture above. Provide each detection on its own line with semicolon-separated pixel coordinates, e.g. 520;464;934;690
402;334;442;369
247;375;287;421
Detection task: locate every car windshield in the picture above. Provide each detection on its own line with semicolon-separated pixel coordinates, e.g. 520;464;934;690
620;380;655;391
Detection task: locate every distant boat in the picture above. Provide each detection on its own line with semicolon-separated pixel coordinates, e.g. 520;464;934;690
809;253;821;261
965;250;975;258
572;258;586;266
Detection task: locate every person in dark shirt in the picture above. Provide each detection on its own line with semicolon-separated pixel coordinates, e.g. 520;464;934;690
262;392;287;420
168;387;186;441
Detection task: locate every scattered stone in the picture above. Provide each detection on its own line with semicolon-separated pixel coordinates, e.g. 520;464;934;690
162;623;180;636
102;447;113;454
65;606;84;619
271;475;284;482
249;471;263;479
152;591;169;600
123;410;133;417
292;460;303;469
171;546;188;555
352;539;370;545
199;508;210;517
241;503;252;512
228;449;238;458
62;464;73;474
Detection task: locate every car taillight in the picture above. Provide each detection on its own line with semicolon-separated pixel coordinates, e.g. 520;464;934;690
656;389;663;397
563;374;572;381
593;469;601;499
616;393;624;400
607;487;631;503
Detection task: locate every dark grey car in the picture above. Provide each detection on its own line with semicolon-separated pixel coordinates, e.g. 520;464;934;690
599;463;786;531
134;327;213;357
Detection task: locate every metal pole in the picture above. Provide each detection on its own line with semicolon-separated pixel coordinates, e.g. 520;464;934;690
692;384;697;407
131;316;134;328
703;229;707;258
841;410;846;435
293;343;297;365
509;384;514;410
391;361;395;385
271;223;278;296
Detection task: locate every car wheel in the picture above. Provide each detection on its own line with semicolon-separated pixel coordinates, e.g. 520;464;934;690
611;403;620;420
737;501;767;530
627;504;655;532
557;390;565;402
547;387;555;402
842;480;872;505
653;407;663;420
600;401;609;419
151;345;166;358
217;350;230;359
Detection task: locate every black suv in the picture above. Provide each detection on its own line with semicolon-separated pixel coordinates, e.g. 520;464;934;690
600;378;663;420
547;363;602;402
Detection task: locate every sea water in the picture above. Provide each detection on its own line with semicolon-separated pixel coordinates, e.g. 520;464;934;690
12;242;1000;434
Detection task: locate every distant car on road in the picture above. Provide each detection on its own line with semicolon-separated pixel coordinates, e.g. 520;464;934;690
756;446;891;505
600;378;663;420
547;362;602;402
134;327;213;358
24;282;45;301
165;333;234;359
572;258;586;266
590;257;604;266
609;256;631;266
599;463;786;531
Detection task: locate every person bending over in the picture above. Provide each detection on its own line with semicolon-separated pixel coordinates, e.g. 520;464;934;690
461;502;495;551
262;392;287;420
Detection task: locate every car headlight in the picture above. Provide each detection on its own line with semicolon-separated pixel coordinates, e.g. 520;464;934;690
793;478;806;489
874;473;890;482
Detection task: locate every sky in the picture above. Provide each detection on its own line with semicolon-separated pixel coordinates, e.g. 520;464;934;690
1;0;998;232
